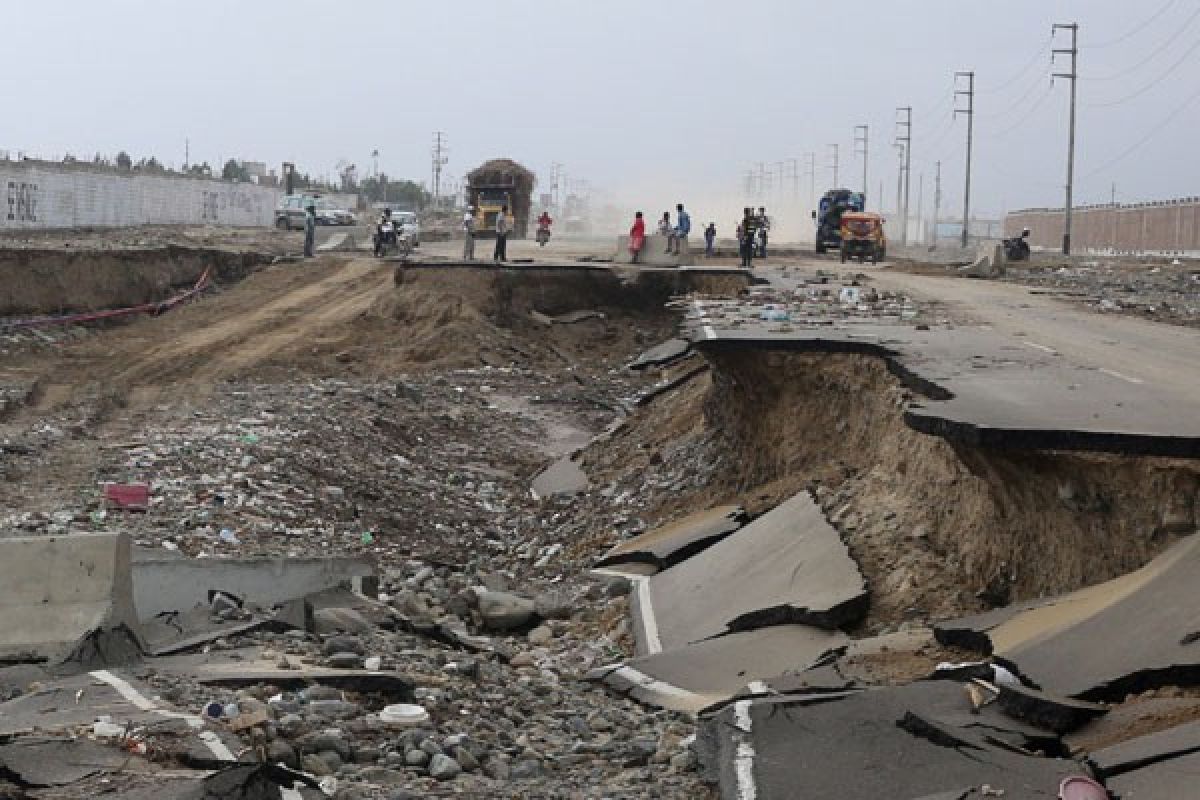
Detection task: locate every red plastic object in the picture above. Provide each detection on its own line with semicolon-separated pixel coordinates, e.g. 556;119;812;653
1059;776;1108;800
104;483;150;511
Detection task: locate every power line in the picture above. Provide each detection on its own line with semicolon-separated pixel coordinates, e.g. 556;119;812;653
1084;0;1177;48
981;82;1056;140
1080;78;1200;181
1084;34;1200;107
978;68;1051;119
978;38;1052;94
1082;4;1200;80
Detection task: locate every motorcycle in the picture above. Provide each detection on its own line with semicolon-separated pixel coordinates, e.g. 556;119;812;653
1003;228;1032;262
536;225;551;247
373;221;398;257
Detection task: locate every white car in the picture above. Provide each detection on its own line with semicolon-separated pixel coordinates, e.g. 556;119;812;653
393;211;420;246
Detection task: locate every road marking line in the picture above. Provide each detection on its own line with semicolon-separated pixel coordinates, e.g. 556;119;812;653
1099;368;1144;384
1023;341;1058;354
633;575;663;655
612;666;703;702
733;700;758;800
90;670;232;759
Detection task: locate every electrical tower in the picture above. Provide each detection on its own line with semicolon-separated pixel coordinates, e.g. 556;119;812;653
954;72;975;248
1053;22;1079;255
431;132;448;208
895;107;912;245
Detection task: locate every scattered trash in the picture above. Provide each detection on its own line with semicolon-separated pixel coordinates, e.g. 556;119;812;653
378;703;430;728
360;531;375;545
218;528;240;545
104;482;150;511
92;717;124;738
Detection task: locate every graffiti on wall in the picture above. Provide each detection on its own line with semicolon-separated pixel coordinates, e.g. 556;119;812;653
5;181;38;222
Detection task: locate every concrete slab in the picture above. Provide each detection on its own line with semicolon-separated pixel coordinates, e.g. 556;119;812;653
0;738;143;786
131;551;377;619
0;533;144;666
614;234;692;267
936;533;1200;700
530;456;588;500
1106;749;1200;800
316;232;356;252
633;492;866;655
1088;717;1200;777
698;682;1081;800
594;625;846;713
595;505;745;573
628;338;690;370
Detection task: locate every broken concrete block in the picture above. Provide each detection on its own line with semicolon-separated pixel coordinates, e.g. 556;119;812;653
996;683;1107;735
531;456;588;500
477;590;536;631
633;492;866;655
936;533;1200;700
628;338;690;370
0;532;145;666
595;505;745;573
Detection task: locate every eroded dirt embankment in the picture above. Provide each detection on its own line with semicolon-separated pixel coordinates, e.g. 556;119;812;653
0;245;273;316
587;347;1200;629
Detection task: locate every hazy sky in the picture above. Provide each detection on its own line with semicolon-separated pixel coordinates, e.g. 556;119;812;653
4;0;1199;229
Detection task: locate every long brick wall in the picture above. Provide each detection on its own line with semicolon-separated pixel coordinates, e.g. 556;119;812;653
1006;198;1200;255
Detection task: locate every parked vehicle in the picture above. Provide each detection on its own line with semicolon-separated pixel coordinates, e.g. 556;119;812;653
1003;228;1032;261
393;211;420;247
811;188;866;253
839;212;887;264
275;194;355;229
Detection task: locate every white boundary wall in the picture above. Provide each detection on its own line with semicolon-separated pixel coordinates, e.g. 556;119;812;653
0;160;287;229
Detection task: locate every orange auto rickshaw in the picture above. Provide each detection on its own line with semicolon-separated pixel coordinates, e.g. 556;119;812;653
839;211;887;264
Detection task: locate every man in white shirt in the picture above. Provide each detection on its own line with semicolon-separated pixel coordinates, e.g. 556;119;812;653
462;206;476;261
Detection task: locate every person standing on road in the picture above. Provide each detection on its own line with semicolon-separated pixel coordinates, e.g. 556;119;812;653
629;211;646;264
704;222;717;257
494;204;510;263
756;206;770;258
739;208;757;268
667;203;691;256
303;204;317;258
462;206;476;261
657;211;671;241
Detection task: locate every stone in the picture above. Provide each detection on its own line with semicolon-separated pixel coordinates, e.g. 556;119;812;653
267;739;299;769
404;749;429;767
534;590;574;620
316;750;343;773
428;753;462;781
510;759;543;780
302;753;333;776
327;652;362;669
452;745;479;772
357;767;407;786
477;590;536;631
322;635;365;656
527;626;553;645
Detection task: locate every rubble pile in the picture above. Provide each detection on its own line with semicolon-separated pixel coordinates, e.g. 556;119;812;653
1005;258;1200;327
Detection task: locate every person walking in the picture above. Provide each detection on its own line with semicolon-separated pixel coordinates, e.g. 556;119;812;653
704;222;717;257
303;203;317;258
462;206;476;261
668;203;691;256
493;204;510;263
629;211;646;264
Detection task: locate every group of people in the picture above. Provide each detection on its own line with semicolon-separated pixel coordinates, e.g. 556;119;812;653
629;203;707;263
627;204;769;266
461;204;515;262
736;206;771;267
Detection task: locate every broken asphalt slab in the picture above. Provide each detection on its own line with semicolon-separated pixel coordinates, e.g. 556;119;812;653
530;456;588;500
697;681;1081;800
632;492;866;655
590;624;846;713
0;738;143;787
594;504;746;574
934;532;1200;700
0;533;144;667
1088;716;1200;778
628;338;690;371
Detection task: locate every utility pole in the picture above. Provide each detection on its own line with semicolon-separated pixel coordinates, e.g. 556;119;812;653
955;71;975;248
786;158;799;199
184;138;189;171
431;132;448;208
854;125;869;205
895;107;912;245
805;152;816;212
933;161;942;250
828;144;839;188
916;173;924;245
1053;22;1079;255
894;143;904;229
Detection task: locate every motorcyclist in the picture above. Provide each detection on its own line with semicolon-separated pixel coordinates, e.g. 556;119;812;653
536;210;553;245
375;208;397;256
